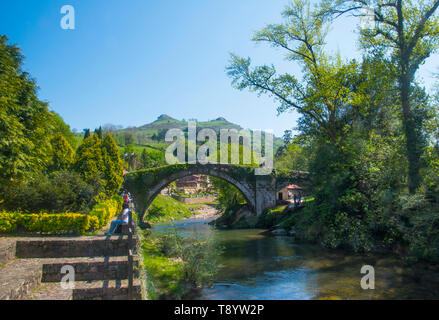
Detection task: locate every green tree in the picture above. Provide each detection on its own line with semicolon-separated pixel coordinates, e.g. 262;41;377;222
74;133;124;198
140;148;165;168
322;0;439;192
123;145;138;170
102;133;124;196
210;177;245;213
74;133;105;186
83;129;91;139
0;35;53;185
50;112;77;149
124;131;135;145
95;126;103;139
48;133;74;172
227;1;369;144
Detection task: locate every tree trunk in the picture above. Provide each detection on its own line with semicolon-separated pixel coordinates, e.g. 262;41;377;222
400;75;421;194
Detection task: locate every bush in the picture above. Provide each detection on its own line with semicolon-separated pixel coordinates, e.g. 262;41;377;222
0;196;122;235
0;212;20;233
18;213;91;235
1;170;104;214
256;206;287;228
405;209;439;263
141;229;222;299
88;196;123;229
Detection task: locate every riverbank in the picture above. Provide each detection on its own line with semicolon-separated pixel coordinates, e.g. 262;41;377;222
140;200;439;300
143;195;220;224
182;204;219;220
150;217;439;300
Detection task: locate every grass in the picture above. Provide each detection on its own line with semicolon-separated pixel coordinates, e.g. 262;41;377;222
141;232;185;299
256;205;288;228
144;195;196;223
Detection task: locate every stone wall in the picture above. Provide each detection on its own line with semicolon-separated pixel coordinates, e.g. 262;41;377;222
16;237;135;259
0;239;16;265
41;258;139;282
0;259;42;300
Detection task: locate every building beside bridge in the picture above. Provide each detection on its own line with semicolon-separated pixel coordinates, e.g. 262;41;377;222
175;175;211;194
276;184;303;202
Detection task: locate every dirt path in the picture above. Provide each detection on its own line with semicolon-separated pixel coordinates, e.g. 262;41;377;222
187;204;219;220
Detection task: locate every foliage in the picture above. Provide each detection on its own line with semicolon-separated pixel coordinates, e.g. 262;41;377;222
210;177;246;213
228;0;439;262
1;170;104;214
74;133;123;198
74;134;106;184
141;228;222;299
256;206;288;228
48;133;74;172
88;195;123;229
50;112;77;150
141;147;166;169
275;133;309;170
0;196;122;235
0;35;52;184
321;0;439;192
0;212;19;233
102;133;124;196
145;195;194;223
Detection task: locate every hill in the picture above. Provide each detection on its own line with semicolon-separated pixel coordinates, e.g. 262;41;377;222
74;115;284;170
136;114;243;134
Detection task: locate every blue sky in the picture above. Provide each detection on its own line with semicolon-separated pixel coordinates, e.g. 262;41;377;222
0;0;437;137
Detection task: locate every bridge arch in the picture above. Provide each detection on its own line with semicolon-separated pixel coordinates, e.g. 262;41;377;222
123;164;258;223
123;164;311;223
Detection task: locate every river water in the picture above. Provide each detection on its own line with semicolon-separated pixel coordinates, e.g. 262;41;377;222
151;217;439;300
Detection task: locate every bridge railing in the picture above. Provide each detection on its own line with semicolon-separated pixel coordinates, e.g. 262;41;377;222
127;201;134;299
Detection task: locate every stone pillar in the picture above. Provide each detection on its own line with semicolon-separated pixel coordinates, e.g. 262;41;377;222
254;175;276;215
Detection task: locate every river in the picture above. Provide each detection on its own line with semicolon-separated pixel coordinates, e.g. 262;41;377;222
151;216;439;300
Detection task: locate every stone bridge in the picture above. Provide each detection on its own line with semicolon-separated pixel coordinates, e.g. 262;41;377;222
123;164;310;223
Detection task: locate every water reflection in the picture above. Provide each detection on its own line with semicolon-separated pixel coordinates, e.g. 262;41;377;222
151;218;439;300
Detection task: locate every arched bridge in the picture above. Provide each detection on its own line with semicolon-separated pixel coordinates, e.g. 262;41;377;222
123;164;310;223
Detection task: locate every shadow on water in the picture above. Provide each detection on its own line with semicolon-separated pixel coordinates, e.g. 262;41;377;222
151;217;439;300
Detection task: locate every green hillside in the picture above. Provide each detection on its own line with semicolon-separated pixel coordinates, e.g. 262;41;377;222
73;114;284;171
136;114;243;135
145;195;195;223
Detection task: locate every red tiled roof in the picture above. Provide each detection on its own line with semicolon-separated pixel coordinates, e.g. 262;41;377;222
176;175;203;184
286;184;302;190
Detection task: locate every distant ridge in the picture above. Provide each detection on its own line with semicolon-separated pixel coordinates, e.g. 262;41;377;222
137;115;242;133
156;114;177;122
114;114;282;150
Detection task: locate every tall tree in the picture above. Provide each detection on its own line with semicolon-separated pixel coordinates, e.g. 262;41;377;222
83;129;91;139
226;0;367;144
102;133;124;196
95;126;103;139
50;112;77;149
74;133;105;185
48;133;74;172
321;0;439;192
0;35;53;184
